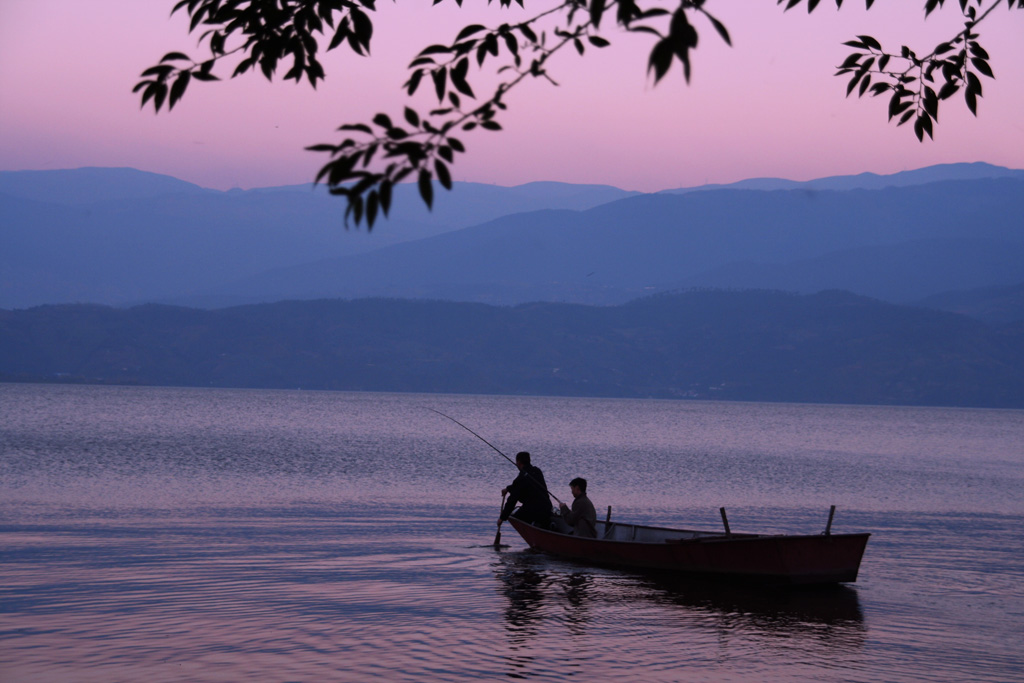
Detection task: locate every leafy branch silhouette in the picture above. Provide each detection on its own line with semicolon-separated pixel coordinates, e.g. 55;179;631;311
135;0;1021;227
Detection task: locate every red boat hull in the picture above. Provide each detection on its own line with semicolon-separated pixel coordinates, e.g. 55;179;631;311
508;518;870;585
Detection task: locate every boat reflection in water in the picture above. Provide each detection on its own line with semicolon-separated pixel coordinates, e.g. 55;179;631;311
491;550;866;681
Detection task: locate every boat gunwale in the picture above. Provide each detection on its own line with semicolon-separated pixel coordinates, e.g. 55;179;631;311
511;517;871;547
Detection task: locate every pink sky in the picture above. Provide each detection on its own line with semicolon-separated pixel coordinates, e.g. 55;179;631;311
1;0;1022;191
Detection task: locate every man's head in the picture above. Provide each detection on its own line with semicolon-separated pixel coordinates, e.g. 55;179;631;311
515;451;531;469
569;477;587;497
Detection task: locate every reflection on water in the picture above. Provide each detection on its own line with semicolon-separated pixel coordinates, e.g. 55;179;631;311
638;574;865;630
497;554;547;643
492;550;867;681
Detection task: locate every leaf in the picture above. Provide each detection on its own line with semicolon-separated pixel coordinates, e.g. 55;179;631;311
923;86;939;119
846;72;863;97
450;59;474;98
705;14;731;46
349;195;363;226
888;95;912;120
969;42;990;60
328;24;349;51
921;113;934;140
350;9;374;54
937;82;959;100
232;57;255;78
405;70;424;96
503;33;519;58
379;179;393;216
160;51;191;63
363;143;378;168
588;36;610;48
435;159;452;190
419;44;453;56
404;107;420;128
971;58;994;78
456;24;487;41
141;65;175;79
858;73;871;97
432;68;448;102
857;35;882;51
339;123;373;134
366;190;379;228
839;53;861;70
418;169;434;209
140;82;157;109
669;8;698;50
153;83;168;111
965;70;984;109
965;87;978;115
647;39;674;83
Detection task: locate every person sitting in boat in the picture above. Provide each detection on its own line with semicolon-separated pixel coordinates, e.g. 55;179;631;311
558;477;597;538
498;451;552;529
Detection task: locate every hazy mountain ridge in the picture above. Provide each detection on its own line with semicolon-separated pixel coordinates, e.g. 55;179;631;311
195;177;1024;309
660;161;1024;194
3;164;1022;311
0;167;212;204
3;290;1021;408
671;238;1024;305
0;168;638;308
915;281;1024;325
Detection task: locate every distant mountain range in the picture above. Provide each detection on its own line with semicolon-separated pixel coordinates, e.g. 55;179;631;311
0;167;637;309
2;163;1023;318
660;161;1024;193
3;290;1022;408
917;281;1024;325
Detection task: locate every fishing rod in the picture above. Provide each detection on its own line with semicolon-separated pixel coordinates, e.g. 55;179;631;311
428;408;563;506
428;408;517;467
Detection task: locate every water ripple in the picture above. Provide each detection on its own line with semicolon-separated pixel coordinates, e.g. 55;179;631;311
3;385;1023;682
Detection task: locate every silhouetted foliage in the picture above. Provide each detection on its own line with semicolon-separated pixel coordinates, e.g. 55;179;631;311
136;0;1023;227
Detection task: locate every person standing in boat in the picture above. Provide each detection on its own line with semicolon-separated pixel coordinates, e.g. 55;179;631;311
558;477;597;538
498;451;552;529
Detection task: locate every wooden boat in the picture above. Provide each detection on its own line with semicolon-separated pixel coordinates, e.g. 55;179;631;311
508;511;869;585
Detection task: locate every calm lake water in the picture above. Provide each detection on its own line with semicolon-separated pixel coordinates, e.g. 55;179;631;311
2;383;1022;682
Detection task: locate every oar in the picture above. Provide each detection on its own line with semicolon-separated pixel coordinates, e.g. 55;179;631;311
494;492;507;549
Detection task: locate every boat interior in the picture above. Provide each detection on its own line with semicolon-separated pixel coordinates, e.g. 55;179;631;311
549;514;751;543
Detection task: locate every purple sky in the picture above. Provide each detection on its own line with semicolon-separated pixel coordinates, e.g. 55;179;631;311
1;1;1022;191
